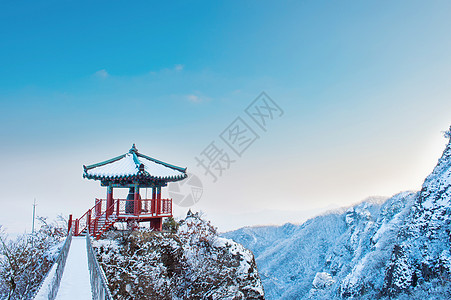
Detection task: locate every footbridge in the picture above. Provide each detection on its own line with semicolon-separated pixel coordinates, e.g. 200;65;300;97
33;229;112;300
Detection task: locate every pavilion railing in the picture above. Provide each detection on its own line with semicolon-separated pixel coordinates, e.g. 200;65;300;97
161;198;172;215
90;198;172;217
33;227;73;300
112;198;172;216
86;229;113;300
74;198;172;236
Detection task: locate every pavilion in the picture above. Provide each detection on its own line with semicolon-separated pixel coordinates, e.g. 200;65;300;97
70;144;187;239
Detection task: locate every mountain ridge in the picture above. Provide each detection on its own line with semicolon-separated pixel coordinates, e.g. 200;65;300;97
224;127;451;299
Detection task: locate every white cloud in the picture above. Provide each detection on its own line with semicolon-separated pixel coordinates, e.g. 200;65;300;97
174;64;184;72
94;69;109;79
187;94;201;103
186;93;211;103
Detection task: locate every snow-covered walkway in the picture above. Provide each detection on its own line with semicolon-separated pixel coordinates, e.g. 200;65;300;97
55;236;92;300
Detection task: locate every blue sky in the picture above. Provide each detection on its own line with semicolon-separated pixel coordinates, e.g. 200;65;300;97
1;1;451;233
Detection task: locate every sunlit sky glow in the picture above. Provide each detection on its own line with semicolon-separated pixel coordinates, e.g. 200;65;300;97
1;1;450;233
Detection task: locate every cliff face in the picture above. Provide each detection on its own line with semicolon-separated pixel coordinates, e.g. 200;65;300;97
383;130;451;296
225;128;451;299
93;213;264;299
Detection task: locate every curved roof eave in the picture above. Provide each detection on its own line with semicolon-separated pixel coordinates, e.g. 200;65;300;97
82;145;187;184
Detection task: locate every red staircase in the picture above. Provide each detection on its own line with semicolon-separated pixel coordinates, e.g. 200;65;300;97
70;198;172;239
72;200;117;239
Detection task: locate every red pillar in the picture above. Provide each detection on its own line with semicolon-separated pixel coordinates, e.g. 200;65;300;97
106;186;113;217
93;218;98;235
68;214;72;234
134;185;140;216
151;187;156;215
156;186;161;215
95;199;101;216
157;218;162;231
150;218;162;231
87;210;91;233
75;219;79;236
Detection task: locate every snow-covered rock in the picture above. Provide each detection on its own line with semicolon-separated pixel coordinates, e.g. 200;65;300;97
93;212;264;299
312;272;334;289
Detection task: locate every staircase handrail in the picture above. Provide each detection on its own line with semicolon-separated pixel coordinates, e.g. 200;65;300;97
33;226;74;300
88;200;118;237
77;199;118;236
86;228;113;300
76;198;103;235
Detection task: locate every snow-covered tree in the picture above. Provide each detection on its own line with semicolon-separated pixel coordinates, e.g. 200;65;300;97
0;217;66;299
94;212;265;299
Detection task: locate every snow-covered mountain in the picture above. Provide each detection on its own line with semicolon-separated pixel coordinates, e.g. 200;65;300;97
224;127;451;299
93;211;264;299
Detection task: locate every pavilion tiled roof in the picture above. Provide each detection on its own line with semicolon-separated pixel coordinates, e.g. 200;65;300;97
83;144;187;182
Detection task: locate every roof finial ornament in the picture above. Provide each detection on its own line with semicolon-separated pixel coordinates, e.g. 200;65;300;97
130;143;138;153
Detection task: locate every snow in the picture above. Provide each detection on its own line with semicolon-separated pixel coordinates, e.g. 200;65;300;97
213;237;254;274
86;153;184;178
87;153;138;177
46;240;65;259
34;262;57;300
33;237;92;300
140;155;185;178
312;272;334;289
54;237;92;300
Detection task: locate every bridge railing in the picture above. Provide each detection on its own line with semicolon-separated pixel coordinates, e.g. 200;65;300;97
33;227;74;300
86;229;113;300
